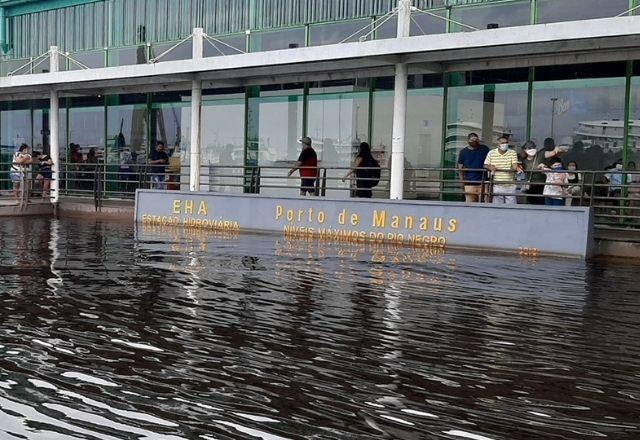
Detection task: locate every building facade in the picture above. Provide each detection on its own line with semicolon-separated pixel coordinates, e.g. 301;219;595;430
1;0;640;198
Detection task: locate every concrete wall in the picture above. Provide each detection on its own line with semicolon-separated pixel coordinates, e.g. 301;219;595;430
135;190;595;258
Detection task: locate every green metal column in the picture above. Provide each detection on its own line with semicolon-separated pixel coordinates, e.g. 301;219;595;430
526;67;535;141
244;85;260;193
530;0;537;24
623;61;633;169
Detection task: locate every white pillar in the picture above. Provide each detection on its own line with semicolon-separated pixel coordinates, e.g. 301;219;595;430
49;46;60;205
389;0;411;200
189;28;204;192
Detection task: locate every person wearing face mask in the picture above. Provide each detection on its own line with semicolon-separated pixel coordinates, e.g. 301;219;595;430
484;136;519;204
565;161;583;206
519;138;563;205
457;132;490;202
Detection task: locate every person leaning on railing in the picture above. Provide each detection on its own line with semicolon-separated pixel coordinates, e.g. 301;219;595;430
484;136;520;204
11;144;33;200
538;160;569;206
519;138;565;205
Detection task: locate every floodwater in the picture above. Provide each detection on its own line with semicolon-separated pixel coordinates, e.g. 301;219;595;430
0;218;639;440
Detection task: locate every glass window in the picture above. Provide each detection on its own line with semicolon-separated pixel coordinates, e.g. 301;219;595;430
151;92;192;191
247;88;303;196
151;41;193;62
32;106;49;154
250;28;306;52
1;103;31;151
1;59;31;76
536;0;629;24
0;103;31;191
307;89;369;198
106;99;148;167
409;9;447;37
451;1;531;32
106;97;148;194
107;46;148;67
446;82;529;164
532;78;626;170
310;19;373;46
201;94;246;193
628;78;640;166
68;50;106;70
372;88;444;199
204;34;247;57
68;97;105;162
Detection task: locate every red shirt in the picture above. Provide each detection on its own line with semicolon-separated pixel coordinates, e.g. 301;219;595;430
297;147;317;178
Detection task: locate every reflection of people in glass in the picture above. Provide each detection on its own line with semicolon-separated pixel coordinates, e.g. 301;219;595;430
149;141;169;190
457;133;489;203
288;136;317;196
342;142;377;198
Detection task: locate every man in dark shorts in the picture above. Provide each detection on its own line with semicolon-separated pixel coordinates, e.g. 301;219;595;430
288;136;318;196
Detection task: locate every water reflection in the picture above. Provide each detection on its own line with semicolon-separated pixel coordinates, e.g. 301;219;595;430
0;218;639;439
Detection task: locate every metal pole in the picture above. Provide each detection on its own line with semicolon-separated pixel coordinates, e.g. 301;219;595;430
389;0;411;200
190;28;204;192
49;46;60;207
550;97;558;140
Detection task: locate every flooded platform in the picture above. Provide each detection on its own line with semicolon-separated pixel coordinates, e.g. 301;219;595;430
1;216;639;439
0;199;52;217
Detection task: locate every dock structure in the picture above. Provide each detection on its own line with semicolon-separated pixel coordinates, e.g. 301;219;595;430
0;0;639;258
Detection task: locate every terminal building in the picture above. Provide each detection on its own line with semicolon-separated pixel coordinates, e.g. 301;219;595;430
0;0;640;201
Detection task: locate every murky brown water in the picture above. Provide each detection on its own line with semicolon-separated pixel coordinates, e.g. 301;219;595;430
0;217;639;439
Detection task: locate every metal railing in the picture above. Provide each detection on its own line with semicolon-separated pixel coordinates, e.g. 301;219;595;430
0;162;57;208
3;162;640;230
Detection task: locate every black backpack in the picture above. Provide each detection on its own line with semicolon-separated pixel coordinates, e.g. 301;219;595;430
367;157;381;187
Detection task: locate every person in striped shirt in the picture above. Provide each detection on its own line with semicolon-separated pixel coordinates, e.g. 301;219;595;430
484;136;520;204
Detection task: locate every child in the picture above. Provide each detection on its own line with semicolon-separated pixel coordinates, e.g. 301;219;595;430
538;160;568;206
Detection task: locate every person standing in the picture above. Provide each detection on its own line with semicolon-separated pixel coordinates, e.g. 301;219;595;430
539;160;569;206
519;139;564;205
11;144;32;200
342;142;379;198
457;133;490;202
149;141;169;190
288;136;318;196
565;161;583;206
484;136;519;204
36;152;53;199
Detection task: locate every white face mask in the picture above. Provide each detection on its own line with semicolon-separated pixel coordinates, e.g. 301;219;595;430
616;164;624;171
499;143;510;152
526;149;537;157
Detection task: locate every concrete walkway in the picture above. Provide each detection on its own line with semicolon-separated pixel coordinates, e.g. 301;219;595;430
0;198;53;217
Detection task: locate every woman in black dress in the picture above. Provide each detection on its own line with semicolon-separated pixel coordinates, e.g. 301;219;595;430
343;142;376;198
